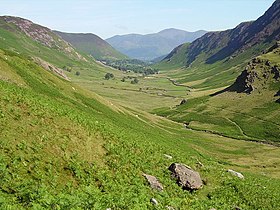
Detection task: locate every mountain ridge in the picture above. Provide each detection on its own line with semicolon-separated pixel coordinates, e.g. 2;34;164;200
54;31;128;61
106;28;207;61
162;0;280;67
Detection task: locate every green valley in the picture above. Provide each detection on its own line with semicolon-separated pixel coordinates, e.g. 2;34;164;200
0;1;280;209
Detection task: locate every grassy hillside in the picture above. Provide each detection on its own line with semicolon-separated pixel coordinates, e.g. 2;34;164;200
155;1;279;90
54;31;128;61
1;44;280;209
155;47;280;144
1;14;280;210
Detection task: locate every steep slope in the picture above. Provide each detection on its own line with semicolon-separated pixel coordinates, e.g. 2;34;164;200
1;45;280;210
158;0;280;89
0;16;116;81
54;31;128;60
1;15;280;209
163;0;280;66
156;43;280;144
106;28;206;61
0;16;85;62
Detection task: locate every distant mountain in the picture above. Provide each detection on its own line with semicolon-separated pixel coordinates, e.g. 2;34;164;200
54;31;128;60
106;28;207;61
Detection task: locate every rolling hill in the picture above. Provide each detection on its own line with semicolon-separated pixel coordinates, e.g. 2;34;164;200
54;31;128;61
106;28;206;61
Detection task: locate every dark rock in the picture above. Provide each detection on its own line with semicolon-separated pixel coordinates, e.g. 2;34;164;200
150;198;158;205
179;99;187;105
226;69;259;94
168;163;203;190
183;122;190;128
276;98;280;104
143;174;164;191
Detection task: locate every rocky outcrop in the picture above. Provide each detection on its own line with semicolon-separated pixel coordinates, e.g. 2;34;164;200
143;174;164;191
168;163;203;190
226;57;280;94
33;57;69;80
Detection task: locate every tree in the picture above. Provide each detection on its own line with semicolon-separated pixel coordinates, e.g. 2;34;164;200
75;71;80;76
105;73;114;80
131;78;139;84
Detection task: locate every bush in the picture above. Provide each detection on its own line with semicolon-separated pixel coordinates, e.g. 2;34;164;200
105;73;114;80
131;78;139;84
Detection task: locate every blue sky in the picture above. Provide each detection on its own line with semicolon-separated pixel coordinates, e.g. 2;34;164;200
0;0;275;39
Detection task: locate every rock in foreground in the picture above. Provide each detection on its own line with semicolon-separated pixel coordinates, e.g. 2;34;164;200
143;174;164;191
168;163;203;190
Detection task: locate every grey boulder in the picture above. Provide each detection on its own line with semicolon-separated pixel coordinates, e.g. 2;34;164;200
143;173;164;191
168;163;203;190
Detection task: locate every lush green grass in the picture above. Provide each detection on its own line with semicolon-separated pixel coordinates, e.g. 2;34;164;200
154;54;280;144
1;45;280;209
156;43;270;90
1;18;280;209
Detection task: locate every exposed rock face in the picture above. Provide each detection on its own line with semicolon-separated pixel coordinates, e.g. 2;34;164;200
227;169;244;179
168;163;203;190
226;57;280;94
143;174;164;191
229;70;257;94
33;57;69;80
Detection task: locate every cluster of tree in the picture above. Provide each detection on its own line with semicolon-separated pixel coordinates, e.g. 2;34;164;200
62;65;72;72
102;59;159;76
131;78;139;84
105;73;114;80
121;76;139;84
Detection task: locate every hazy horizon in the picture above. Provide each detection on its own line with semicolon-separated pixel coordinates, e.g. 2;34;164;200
0;0;276;39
